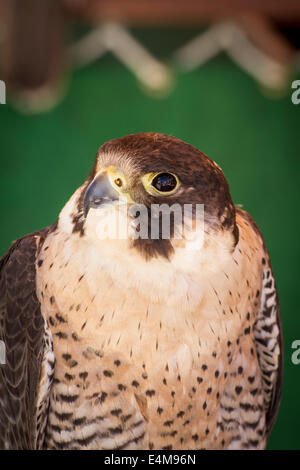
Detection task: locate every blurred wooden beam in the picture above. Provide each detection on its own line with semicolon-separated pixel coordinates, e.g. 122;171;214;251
63;0;300;25
237;13;295;64
0;0;67;100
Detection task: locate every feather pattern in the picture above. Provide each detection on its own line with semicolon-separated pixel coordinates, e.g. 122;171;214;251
0;226;55;449
0;134;282;449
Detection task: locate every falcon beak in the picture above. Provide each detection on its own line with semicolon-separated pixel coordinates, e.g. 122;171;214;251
83;171;120;218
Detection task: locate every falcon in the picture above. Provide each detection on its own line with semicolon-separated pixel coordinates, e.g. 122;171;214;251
0;133;282;450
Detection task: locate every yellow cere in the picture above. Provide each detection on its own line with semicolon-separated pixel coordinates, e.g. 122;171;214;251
106;166;126;190
105;166;135;203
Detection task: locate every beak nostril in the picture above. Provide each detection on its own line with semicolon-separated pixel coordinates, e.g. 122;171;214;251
93;196;113;205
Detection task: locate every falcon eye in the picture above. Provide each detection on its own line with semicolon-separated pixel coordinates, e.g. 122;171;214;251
141;171;180;196
114;178;123;188
151;173;178;193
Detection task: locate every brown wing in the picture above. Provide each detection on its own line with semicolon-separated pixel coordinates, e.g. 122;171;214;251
0;226;55;449
254;257;283;436
236;208;283;437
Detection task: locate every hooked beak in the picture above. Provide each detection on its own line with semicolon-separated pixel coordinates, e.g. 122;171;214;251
83;172;120;218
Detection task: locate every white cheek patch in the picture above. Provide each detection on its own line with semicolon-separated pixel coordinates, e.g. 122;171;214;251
86;203;137;242
58;187;84;234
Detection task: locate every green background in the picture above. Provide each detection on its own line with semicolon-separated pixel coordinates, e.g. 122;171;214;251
0;29;299;450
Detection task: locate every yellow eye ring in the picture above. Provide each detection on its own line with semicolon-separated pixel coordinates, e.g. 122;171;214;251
142;172;180;196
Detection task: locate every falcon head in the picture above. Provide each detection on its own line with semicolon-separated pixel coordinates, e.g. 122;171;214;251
60;133;238;261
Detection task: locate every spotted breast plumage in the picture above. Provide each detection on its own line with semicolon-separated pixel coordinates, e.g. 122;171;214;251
0;133;282;449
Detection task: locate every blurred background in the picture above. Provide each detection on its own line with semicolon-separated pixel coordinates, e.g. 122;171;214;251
0;0;300;450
